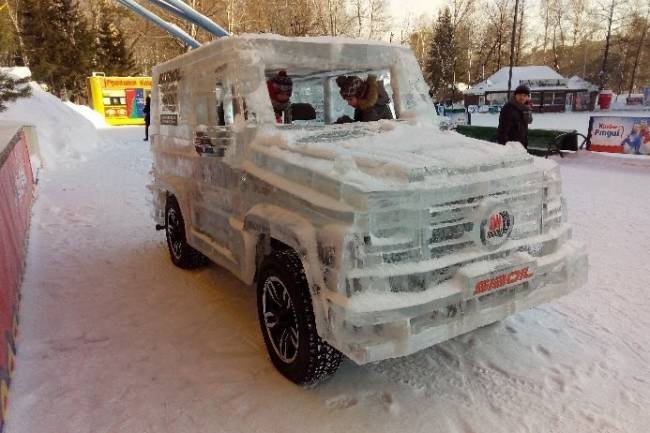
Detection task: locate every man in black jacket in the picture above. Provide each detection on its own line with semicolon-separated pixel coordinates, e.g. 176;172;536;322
335;75;394;123
497;85;533;148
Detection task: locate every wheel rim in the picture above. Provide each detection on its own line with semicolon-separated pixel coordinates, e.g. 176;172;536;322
262;276;299;364
166;208;183;260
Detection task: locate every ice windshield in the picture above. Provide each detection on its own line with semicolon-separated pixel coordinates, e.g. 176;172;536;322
265;68;395;127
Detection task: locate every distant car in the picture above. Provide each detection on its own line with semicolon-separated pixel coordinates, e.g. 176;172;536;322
149;35;588;386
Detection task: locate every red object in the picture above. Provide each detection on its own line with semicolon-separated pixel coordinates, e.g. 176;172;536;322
589;144;624;153
598;92;613;110
0;128;34;431
474;267;533;295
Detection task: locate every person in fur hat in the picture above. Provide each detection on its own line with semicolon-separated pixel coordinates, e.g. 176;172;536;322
267;70;293;124
335;74;394;123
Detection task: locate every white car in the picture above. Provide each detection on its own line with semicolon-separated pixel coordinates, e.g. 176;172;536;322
149;34;588;386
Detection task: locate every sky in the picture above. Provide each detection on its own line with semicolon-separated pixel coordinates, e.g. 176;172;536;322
387;0;444;24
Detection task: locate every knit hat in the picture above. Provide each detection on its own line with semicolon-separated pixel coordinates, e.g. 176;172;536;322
336;75;365;98
514;84;531;95
267;70;293;101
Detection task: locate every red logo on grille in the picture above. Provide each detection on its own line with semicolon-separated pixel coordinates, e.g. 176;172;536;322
489;213;503;232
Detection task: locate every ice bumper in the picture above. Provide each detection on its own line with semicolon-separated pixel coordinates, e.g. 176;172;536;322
327;239;588;365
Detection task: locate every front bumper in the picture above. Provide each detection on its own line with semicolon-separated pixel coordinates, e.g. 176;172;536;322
326;239;588;365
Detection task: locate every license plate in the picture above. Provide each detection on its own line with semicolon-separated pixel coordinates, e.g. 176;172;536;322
458;255;536;298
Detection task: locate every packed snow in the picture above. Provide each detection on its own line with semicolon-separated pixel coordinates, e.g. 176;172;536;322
2;95;650;431
0;70;98;169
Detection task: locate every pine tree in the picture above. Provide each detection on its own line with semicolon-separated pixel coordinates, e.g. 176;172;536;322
20;0;94;100
96;10;137;76
0;72;32;112
425;8;457;101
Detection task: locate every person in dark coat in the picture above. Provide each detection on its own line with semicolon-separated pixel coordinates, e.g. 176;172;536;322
335;75;394;123
143;96;151;141
497;85;533;148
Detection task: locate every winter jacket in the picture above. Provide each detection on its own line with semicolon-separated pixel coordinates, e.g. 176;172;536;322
497;99;532;148
143;99;151;124
353;76;393;122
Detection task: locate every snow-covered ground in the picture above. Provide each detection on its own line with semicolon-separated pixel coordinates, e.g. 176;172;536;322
471;110;650;136
4;113;650;432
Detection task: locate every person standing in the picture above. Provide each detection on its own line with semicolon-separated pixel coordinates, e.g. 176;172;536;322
497;85;533;148
143;96;151;141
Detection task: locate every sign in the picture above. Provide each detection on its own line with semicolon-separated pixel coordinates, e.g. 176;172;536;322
644;87;650;107
519;78;568;88
587;116;650;155
103;77;152;90
160;114;178;125
87;75;152;126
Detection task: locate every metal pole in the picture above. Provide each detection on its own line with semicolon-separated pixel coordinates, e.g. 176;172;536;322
115;0;201;48
506;0;519;98
156;0;229;37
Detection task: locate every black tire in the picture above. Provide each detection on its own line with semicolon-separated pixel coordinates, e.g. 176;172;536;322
165;196;208;269
257;249;342;386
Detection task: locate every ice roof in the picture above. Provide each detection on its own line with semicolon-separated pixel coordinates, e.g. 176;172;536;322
466;66;593;94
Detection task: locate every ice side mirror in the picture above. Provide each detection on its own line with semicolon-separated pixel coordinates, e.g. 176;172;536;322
438;117;452;131
194;130;231;157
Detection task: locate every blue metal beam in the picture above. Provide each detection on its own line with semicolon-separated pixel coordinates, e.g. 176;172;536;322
156;0;229;37
115;0;201;49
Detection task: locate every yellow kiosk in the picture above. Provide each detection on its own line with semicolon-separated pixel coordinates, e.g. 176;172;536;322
87;72;152;126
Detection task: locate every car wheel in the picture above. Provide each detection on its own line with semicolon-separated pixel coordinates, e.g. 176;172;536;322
165;196;208;269
257;249;342;386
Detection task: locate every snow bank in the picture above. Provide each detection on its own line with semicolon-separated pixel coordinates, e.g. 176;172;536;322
0;68;98;169
64;101;107;128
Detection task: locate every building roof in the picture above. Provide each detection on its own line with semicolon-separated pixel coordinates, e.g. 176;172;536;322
465;66;594;94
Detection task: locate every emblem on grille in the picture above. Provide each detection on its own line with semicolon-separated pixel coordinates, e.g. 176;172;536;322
471;199;514;250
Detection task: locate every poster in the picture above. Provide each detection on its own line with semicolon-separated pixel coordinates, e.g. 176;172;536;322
587;116;650;155
0;127;34;432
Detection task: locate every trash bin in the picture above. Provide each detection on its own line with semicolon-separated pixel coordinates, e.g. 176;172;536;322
597;91;613;110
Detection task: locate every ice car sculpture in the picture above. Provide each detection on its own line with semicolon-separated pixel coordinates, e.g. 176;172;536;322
149;35;588;385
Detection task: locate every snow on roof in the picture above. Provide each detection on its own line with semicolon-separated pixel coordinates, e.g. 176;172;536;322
466;66;593;94
0;66;31;80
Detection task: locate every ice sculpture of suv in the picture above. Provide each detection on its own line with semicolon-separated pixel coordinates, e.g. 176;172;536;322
149;35;588;386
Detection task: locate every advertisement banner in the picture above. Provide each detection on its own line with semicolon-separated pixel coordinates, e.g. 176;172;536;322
587;116;650;155
0;128;33;432
644;87;650;107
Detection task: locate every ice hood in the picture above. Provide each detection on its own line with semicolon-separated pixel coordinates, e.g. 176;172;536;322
249;121;536;193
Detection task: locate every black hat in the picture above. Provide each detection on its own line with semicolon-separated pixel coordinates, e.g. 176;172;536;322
336;75;365;98
514;84;531;95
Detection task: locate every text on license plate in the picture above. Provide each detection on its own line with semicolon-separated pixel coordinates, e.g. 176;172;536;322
474;267;534;295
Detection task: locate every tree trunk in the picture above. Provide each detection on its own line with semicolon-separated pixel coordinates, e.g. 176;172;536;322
628;13;649;95
507;0;519;96
599;0;616;90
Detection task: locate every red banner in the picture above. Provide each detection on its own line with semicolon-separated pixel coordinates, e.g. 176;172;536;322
0;128;34;432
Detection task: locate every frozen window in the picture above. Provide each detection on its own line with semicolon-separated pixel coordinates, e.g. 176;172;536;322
530;92;542;105
552;92;565;105
487;92;508;105
265;68;395;126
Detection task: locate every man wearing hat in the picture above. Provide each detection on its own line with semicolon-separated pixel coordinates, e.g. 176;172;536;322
335;74;393;123
497;84;533;148
267;70;293;124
